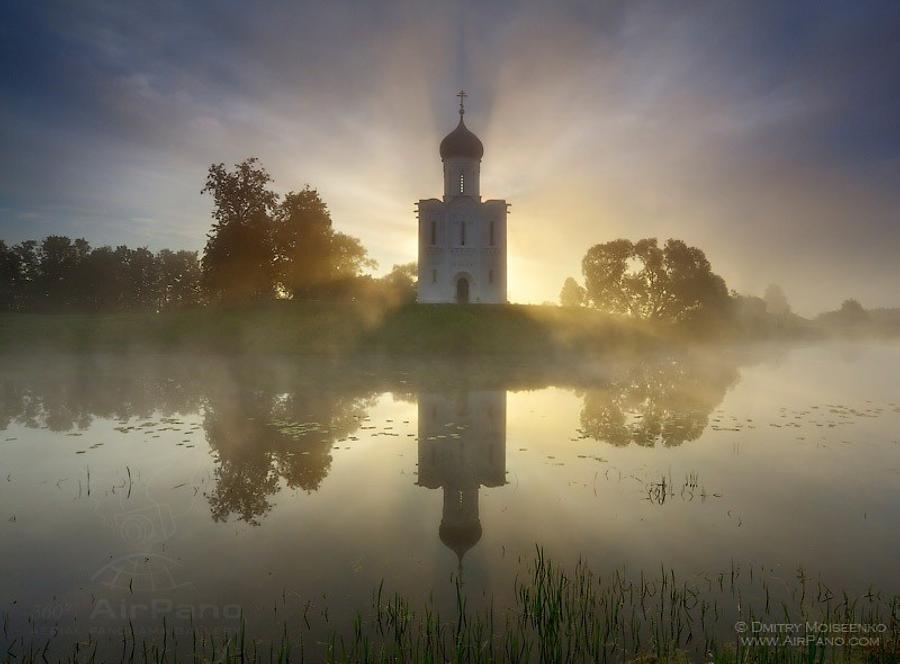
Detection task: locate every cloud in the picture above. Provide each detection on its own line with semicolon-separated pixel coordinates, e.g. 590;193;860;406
1;0;898;314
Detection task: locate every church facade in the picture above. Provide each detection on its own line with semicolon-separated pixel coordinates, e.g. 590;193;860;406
417;92;508;304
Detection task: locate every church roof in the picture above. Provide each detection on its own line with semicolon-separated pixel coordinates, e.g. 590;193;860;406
439;118;484;161
439;520;483;563
440;92;483;161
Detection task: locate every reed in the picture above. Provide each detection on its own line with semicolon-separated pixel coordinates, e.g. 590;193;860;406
2;549;897;663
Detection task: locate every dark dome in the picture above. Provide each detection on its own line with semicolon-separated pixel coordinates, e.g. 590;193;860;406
439;119;484;160
439;520;483;562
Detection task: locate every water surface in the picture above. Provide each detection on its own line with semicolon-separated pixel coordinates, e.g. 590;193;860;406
1;342;898;649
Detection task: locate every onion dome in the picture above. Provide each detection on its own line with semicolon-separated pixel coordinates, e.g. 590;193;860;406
439;520;483;565
439;89;484;160
439;118;484;160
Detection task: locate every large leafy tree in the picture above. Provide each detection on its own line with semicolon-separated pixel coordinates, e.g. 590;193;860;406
582;238;729;321
201;158;278;302
273;186;374;298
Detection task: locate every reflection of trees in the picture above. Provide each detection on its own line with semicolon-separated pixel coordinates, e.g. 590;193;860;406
203;387;371;525
0;355;203;431
579;354;739;447
1;352;749;530
0;355;374;525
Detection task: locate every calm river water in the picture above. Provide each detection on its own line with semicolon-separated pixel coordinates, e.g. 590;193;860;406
1;342;898;651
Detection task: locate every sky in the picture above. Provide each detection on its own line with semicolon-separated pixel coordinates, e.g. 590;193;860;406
1;0;899;314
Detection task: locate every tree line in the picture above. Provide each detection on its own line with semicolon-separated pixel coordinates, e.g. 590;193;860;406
0;237;201;313
3;156;877;326
1;158;416;313
557;238;892;337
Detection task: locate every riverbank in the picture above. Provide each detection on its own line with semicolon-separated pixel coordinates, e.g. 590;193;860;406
2;300;881;357
0;302;668;357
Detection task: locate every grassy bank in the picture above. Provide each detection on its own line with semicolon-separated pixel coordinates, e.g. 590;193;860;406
3;551;897;663
0;302;664;357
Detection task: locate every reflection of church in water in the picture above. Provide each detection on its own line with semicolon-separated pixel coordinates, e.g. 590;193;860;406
416;391;507;566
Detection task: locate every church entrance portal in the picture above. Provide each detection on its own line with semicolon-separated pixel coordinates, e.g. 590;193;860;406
456;277;470;304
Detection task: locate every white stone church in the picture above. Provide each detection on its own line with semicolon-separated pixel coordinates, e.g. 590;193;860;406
417;92;508;304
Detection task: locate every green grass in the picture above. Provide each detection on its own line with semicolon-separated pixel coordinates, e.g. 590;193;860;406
3;550;897;663
0;302;663;357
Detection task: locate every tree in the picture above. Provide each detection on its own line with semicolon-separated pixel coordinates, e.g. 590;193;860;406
839;298;865;315
816;298;870;332
0;241;28;311
380;262;417;304
0;241;15;310
836;299;868;325
79;246;128;311
157;250;202;310
201;158;278;302
763;284;791;317
273;186;375;298
0;235;203;313
125;247;160;311
581;238;729;322
31;236;95;311
559;277;586;307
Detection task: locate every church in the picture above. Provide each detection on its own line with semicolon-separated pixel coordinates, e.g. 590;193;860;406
417;92;508;304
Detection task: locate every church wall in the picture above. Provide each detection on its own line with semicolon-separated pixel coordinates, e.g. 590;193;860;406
417;198;507;304
443;158;480;198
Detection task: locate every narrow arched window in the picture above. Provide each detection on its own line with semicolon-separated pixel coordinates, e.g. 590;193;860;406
489;221;495;246
489;269;494;284
430;220;436;245
432;269;437;283
459;172;464;193
460;221;466;246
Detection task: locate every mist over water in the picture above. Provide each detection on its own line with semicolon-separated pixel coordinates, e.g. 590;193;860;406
1;342;898;654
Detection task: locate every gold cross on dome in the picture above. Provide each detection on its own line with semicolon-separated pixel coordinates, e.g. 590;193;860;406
457;89;467;116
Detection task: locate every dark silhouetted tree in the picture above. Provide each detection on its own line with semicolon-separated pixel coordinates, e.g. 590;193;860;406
582;238;729;322
125;247;160;311
0;240;33;311
79;246;127;311
31;236;91;311
273;186;374;298
0;236;203;313
559;277;586;307
157;250;202;310
201;158;278;302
